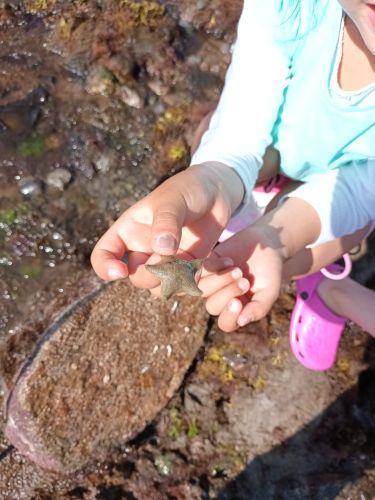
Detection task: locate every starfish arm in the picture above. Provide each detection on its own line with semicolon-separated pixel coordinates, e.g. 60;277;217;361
161;278;180;300
145;264;165;279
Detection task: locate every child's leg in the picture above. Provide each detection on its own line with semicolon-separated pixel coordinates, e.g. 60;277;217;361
285;223;374;370
317;276;375;336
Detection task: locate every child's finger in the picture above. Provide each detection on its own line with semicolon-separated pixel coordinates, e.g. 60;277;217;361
201;256;234;276
205;277;250;316
91;228;129;281
92;215;155;281
199;267;243;297
127;252;161;289
217;298;244;332
151;191;187;255
237;287;279;326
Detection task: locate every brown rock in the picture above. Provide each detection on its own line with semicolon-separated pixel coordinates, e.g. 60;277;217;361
5;279;208;473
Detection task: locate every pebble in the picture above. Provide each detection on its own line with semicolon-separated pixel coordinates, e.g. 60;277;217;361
223;351;248;368
118;85;143;109
45;168;72;191
18;178;42;197
85;67;115;96
147;80;169;97
92;152;113;173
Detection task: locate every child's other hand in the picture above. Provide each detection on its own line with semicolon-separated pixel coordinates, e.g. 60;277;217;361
90;163;244;291
199;259;250;331
199;226;284;332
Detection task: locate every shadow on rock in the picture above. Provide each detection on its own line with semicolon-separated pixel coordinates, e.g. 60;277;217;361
218;339;375;500
0;86;48;134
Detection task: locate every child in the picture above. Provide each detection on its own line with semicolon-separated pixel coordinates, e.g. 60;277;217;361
91;0;375;369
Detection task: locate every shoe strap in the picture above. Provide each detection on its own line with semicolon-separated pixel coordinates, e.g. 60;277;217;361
320;253;352;280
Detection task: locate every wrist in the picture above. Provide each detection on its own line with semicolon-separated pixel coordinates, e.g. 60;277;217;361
253;198;321;260
248;224;289;263
190;162;245;214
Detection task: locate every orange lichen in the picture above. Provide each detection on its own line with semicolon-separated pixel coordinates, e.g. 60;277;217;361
212;445;247;476
336;356;351;379
57;18;72;40
167;141;188;162
253;374;267;392
24;0;50;13
154;106;187;136
198;346;235;384
120;0;165;27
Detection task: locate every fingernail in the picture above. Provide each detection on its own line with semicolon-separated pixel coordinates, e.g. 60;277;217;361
223;257;234;268
238;315;253;327
228;299;241;313
237;278;249;291
108;267;124;280
231;268;242;280
155;233;177;251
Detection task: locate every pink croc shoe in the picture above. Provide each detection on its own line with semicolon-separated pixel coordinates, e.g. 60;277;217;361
289;255;352;371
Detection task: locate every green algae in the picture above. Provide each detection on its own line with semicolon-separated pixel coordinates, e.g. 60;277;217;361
17;135;47;157
168;407;184;440
17;261;44;280
168;408;200;440
187;416;199;439
0;208;17;226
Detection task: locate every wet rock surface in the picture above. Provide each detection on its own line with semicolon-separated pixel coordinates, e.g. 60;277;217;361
0;1;374;498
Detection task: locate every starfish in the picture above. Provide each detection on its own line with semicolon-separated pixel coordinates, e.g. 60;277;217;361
145;256;203;299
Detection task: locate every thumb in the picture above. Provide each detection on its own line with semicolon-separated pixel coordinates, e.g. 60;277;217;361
151;194;186;255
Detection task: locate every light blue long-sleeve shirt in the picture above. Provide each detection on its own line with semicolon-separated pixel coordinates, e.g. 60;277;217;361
191;0;375;244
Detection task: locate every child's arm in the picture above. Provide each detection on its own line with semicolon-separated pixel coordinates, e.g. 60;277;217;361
191;0;294;209
284;160;375;246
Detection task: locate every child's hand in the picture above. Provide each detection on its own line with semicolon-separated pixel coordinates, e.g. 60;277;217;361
91;162;244;292
199;259;251;330
199;225;285;332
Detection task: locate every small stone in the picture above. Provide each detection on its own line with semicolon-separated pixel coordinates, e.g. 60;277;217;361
46;168;72;191
154;454;172;476
92;153;112;173
222;352;248;369
18;178;42;197
85;67;115;96
118;85;143;109
147;80;169;96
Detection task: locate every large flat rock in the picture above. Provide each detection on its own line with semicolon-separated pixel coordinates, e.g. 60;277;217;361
5;279;208;473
